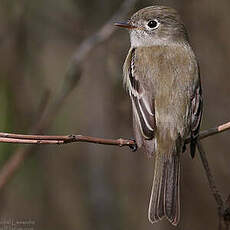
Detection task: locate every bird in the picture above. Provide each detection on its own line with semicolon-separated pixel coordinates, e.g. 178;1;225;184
115;5;202;225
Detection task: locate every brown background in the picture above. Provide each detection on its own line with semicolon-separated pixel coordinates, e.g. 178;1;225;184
0;0;229;229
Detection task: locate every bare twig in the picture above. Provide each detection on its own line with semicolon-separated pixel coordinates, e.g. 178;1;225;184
0;0;138;191
197;141;224;209
184;121;230;144
0;133;136;148
0;121;229;145
197;122;230;140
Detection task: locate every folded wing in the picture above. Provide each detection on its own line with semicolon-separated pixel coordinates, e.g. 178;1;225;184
123;48;156;146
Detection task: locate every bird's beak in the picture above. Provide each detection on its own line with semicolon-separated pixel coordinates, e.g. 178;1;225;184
114;22;137;29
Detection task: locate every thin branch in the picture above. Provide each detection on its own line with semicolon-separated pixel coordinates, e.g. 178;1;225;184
0;121;229;146
0;134;136;148
197;141;224;209
185;121;230;144
197;122;230;140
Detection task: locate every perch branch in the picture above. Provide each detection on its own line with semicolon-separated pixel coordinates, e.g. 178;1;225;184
196;122;230;141
0;121;229;146
0;133;136;149
185;121;230;144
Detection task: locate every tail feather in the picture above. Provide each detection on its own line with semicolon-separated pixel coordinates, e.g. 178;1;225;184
165;155;180;225
148;152;180;225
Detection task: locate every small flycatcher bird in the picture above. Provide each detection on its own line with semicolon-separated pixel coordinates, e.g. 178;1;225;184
115;6;202;225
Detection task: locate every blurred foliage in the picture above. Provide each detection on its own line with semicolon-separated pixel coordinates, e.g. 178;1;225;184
0;0;229;230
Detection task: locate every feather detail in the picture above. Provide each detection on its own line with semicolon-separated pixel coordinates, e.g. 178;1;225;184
190;73;203;158
123;48;155;141
148;137;181;226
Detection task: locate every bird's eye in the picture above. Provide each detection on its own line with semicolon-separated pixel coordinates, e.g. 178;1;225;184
147;20;159;29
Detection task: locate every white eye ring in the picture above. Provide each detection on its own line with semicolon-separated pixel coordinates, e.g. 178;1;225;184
146;19;160;30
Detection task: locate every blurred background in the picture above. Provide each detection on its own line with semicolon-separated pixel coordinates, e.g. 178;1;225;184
0;0;229;229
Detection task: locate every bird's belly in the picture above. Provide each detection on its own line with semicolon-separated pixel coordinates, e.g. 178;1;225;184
155;94;190;141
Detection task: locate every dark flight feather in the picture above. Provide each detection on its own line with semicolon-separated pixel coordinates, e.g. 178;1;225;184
128;49;155;140
190;72;203;158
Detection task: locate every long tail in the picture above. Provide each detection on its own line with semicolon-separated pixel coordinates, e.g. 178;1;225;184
148;150;181;225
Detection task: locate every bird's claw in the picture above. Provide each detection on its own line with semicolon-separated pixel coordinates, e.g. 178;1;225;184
129;139;138;152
